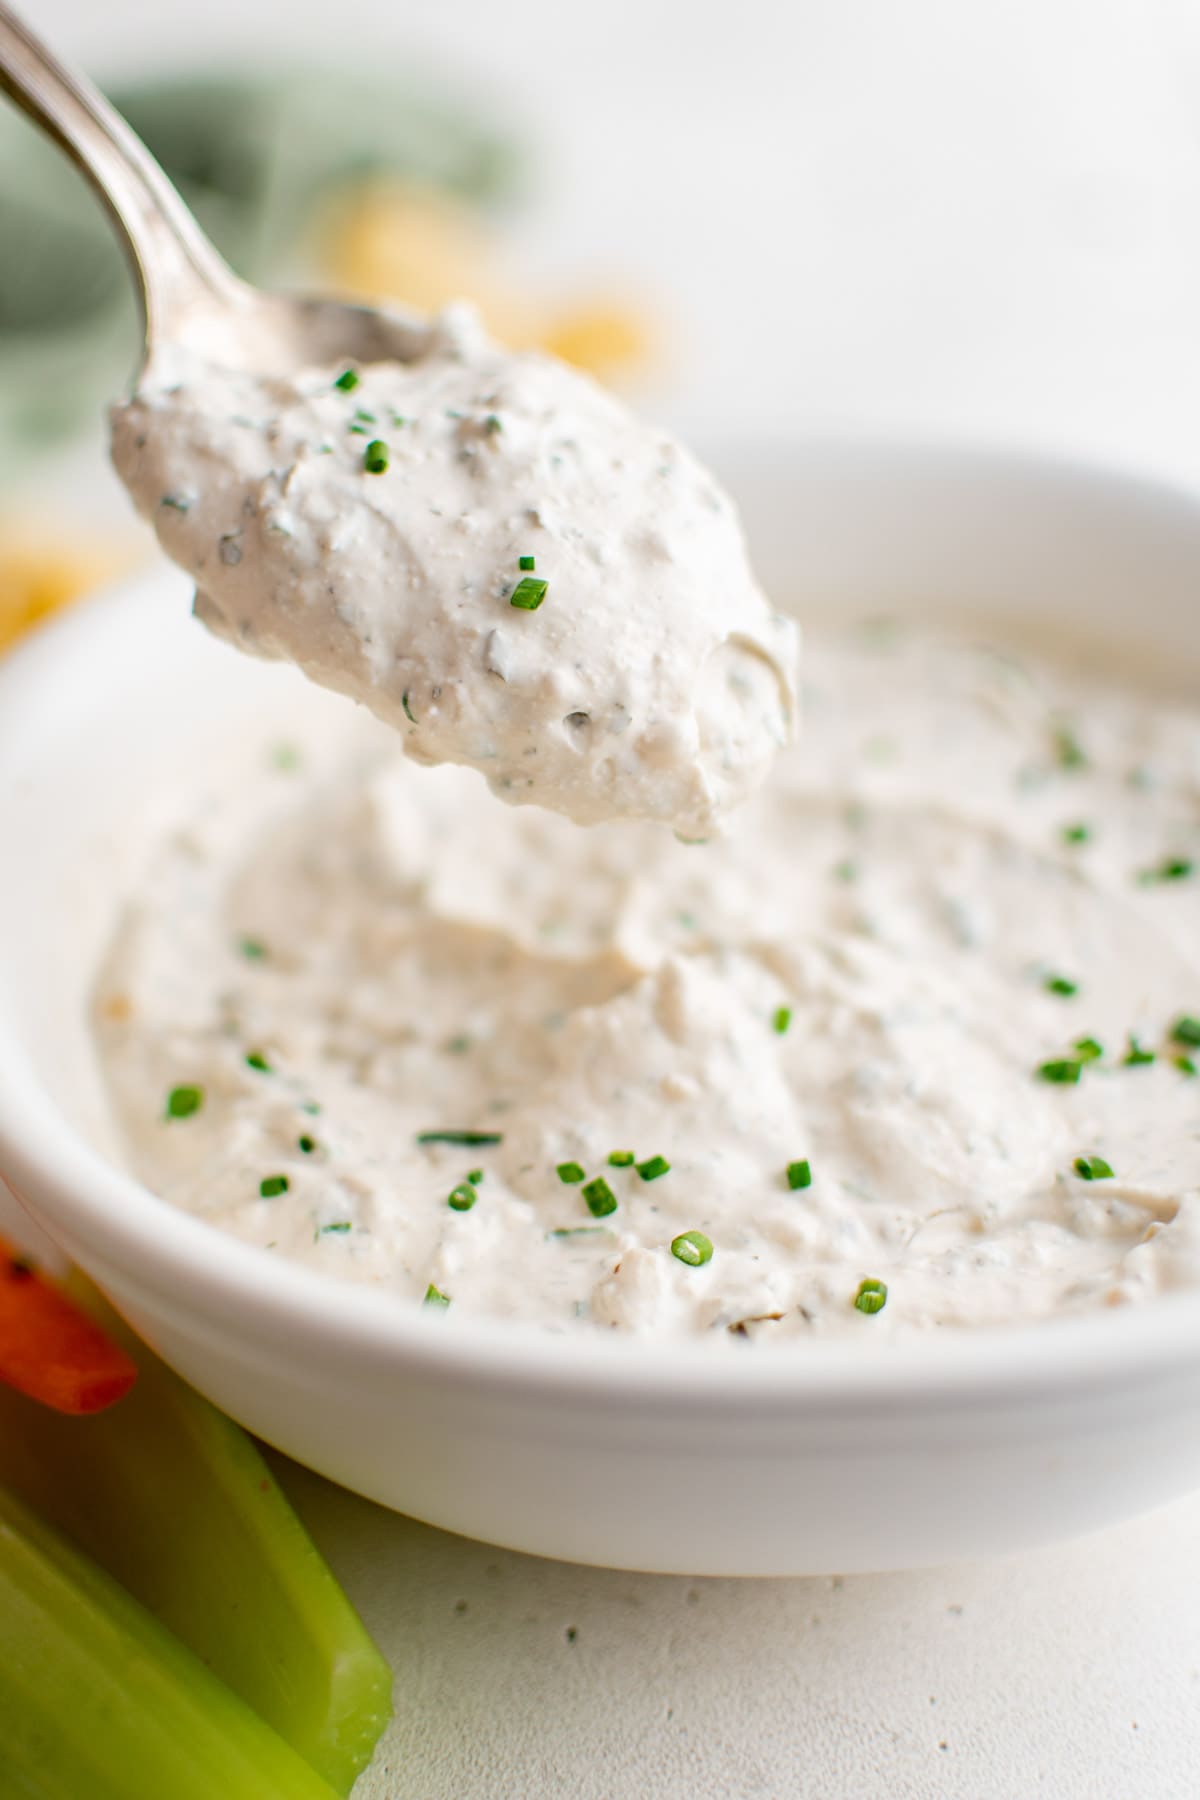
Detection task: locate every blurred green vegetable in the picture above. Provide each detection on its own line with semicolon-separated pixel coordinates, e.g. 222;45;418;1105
0;1280;391;1794
0;1483;342;1800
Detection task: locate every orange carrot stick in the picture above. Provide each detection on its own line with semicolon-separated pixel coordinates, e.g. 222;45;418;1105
0;1238;137;1414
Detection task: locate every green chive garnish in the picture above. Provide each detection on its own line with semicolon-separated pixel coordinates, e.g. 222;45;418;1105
245;1051;272;1073
548;1226;610;1238
1044;975;1077;998
1138;856;1194;885
853;1278;888;1314
165;1085;203;1120
239;937;267;961
353;408;376;424
773;1006;792;1034
417;1130;503;1146
636;1155;670;1182
671;1231;713;1267
1170;1017;1200;1048
260;1175;289;1198
448;1184;477;1211
363;439;389;474
581;1177;618;1217
1176;1055;1197;1076
466;1169;483;1185
333;368;359;392
1061;822;1091;845
484;414;503;434
1037;1059;1082;1084
424;1283;450;1307
1073;1154;1114;1181
298;1135;317;1154
787;1160;812;1191
401;690;417;724
1075;1037;1104;1063
556;1162;586;1184
1123;1038;1156;1067
607;1150;635;1167
518;554;536;571
319;1221;351;1234
510;577;548;611
1053;727;1088;770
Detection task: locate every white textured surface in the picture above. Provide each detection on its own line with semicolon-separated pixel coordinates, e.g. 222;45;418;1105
17;1;1200;1792
276;1454;1200;1799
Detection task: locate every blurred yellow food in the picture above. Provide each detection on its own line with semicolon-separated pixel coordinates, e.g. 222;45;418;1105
315;179;651;383
0;531;131;656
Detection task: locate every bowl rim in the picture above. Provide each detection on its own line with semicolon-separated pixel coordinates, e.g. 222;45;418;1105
5;435;1200;1418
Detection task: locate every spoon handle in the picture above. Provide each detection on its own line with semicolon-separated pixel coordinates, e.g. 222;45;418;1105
0;2;235;345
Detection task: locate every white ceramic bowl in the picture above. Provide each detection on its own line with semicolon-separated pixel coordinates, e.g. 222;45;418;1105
3;440;1200;1577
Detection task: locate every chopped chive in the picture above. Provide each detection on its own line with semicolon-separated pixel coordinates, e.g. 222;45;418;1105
259;1175;289;1198
297;1134;318;1154
319;1220;351;1234
390;412;407;428
853;1278;888;1314
1138;856;1194;885
832;858;858;884
556;1161;586;1184
510;577;548;611
1037;1059;1082;1084
786;1159;812;1191
1044;975;1078;998
165;1085;203;1120
607;1150;635;1167
333;368;359;392
417;1130;503;1146
238;937;267;961
484;414;503;434
424;1283;450;1307
636;1155;670;1182
671;1230;713;1267
448;1183;477;1211
353;408;377;424
348;423;368;435
159;494;191;513
466;1169;483;1185
1052;726;1088;770
245;1050;272;1073
581;1177;618;1217
518;554;536;571
301;1100;321;1115
1073;1154;1114;1181
1175;1054;1197;1076
401;689;417;724
271;743;301;772
1061;822;1091;845
773;1005;792;1035
548;1226;610;1238
363;439;390;474
1123;1037;1156;1067
1074;1037;1104;1063
1170;1016;1200;1048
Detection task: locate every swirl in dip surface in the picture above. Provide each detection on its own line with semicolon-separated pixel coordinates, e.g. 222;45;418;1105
110;307;797;838
93;623;1200;1339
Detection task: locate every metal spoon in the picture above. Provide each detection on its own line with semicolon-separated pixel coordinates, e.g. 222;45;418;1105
0;0;424;374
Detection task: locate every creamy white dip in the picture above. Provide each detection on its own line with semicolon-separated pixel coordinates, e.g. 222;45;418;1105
93;623;1200;1339
110;308;796;838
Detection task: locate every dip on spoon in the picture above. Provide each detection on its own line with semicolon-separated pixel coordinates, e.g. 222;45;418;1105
0;3;797;835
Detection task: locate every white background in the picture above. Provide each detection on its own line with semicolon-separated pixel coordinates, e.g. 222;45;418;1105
17;2;1200;1793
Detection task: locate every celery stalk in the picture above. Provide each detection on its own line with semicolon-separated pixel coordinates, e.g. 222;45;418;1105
0;1483;341;1800
0;1283;391;1795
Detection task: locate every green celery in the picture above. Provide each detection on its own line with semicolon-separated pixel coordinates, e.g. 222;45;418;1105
0;1483;340;1800
0;1281;391;1794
